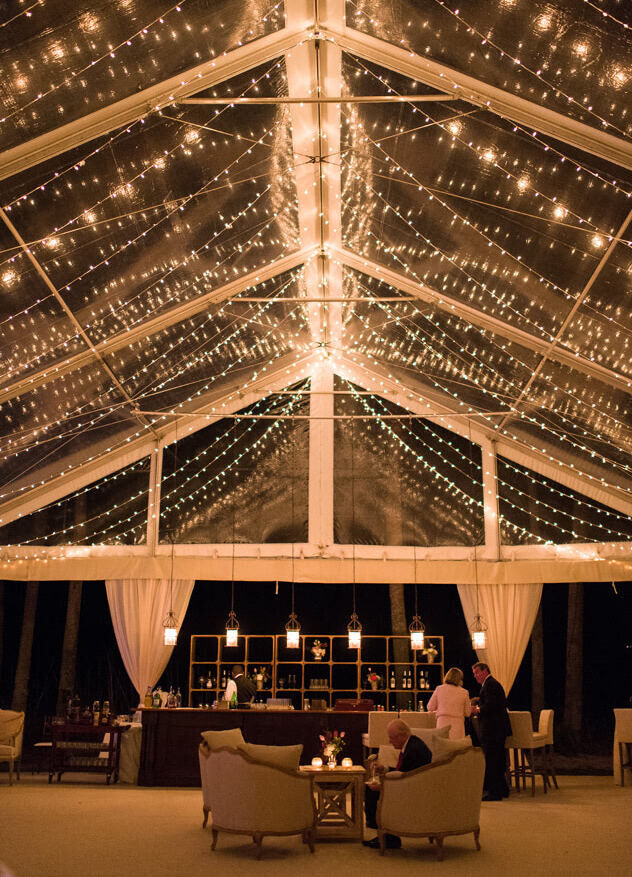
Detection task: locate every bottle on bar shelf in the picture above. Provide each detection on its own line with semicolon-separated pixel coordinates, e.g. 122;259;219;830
152;688;162;708
92;700;100;726
220;670;227;689
206;674;213;689
144;686;153;709
166;686;176;708
101;701;111;724
176;687;182;708
389;669;396;689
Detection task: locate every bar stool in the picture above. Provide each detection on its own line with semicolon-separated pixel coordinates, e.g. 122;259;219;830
361;711;398;760
505;711;548;796
613;709;632;786
533;709;558;789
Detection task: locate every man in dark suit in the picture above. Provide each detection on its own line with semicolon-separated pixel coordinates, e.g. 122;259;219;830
363;719;432;849
471;662;511;801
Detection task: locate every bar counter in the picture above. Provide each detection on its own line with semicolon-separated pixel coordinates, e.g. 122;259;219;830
138;708;369;786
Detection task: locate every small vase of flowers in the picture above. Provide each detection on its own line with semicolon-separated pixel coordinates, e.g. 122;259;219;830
319;729;346;767
366;669;382;691
423;645;438;664
311;639;327;661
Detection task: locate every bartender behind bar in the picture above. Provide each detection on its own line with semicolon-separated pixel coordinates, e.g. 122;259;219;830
224;664;256;705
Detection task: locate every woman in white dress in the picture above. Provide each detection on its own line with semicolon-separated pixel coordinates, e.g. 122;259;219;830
427;667;471;739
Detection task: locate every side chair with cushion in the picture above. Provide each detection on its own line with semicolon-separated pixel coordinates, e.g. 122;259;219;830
361;711;398;760
505;711;548;795
532;709;558;789
0;709;25;786
377;746;485;860
398;711;437;729
198;745;316;859
613;709;632;786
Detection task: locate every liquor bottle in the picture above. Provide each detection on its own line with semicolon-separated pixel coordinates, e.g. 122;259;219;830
166;686;176;708
92;700;100;726
71;693;81;723
101;700;111;724
390;669;396;689
220;670;227;689
175;687;182;708
144;686;153;709
230;690;237;709
152;688;162;708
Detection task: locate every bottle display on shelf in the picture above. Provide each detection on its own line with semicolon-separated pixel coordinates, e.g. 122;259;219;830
144;687;152;709
188;634;444;709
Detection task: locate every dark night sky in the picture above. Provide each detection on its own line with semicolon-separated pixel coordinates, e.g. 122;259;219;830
1;579;630;749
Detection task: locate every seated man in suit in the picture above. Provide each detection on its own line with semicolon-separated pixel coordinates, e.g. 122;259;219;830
363;719;432;849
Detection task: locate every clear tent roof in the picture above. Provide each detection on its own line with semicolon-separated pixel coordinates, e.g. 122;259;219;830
0;0;631;582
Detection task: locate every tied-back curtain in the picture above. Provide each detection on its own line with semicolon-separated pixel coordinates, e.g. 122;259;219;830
457;582;542;695
106;578;195;698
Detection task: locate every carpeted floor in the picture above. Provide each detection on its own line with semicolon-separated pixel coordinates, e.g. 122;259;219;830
1;774;630;877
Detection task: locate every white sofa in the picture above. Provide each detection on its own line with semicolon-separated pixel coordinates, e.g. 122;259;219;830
377;746;485;860
198;744;316;859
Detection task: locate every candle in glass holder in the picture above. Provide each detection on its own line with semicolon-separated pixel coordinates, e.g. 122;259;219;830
341;757;353;768
311;757;323;767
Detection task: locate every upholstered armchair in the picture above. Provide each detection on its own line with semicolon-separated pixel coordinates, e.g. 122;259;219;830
198;745;317;859
0;710;25;786
377;746;485;860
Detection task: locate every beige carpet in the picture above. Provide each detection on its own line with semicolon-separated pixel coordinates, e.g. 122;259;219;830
1;775;630;877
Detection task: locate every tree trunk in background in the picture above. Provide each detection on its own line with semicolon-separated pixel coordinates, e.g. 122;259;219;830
0;582;4;681
56;581;83;716
11;580;39;711
563;582;583;749
389;582;409;708
531;602;544;717
56;494;87;715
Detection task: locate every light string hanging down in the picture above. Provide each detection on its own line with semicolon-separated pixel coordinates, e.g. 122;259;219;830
285;440;300;648
225;497;240;647
347;422;362;648
409;546;425;650
163;422;180;646
467;424;487;651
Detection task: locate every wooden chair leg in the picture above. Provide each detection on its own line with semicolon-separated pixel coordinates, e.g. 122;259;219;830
435;837;445;861
473;827;481;851
211;829;218;850
8;757;13;786
548;746;559;789
253;832;263;859
378;831;386;856
202;806;209;828
305;828;315;853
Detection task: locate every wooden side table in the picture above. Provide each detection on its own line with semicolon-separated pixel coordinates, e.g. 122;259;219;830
299;764;366;840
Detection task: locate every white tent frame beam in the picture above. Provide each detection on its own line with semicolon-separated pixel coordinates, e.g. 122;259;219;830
0;247;316;406
324;22;632;172
0;351;314;527
334;352;632;518
334;246;632;396
0;24;311;182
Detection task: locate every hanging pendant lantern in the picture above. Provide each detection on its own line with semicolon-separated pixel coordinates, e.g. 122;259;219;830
225;608;239;647
285;612;301;648
163;610;179;646
470;613;488;650
409;614;425;650
347;611;362;648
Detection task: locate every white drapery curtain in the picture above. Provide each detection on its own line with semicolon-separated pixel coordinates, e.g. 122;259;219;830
457;582;542;694
106;578;195;699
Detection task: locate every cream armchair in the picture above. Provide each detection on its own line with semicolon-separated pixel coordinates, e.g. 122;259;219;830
377;746;485;860
0;710;25;786
198;745;316;859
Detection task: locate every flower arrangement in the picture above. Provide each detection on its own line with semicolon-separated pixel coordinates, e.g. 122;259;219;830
366;669;382;690
311;639;327;660
319;729;346;762
422;644;438;663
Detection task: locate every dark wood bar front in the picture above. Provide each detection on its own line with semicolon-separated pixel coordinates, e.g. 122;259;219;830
138;708;369;786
